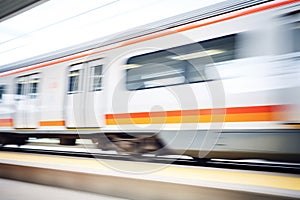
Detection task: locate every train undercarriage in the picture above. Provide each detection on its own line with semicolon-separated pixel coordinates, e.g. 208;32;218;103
0;132;166;156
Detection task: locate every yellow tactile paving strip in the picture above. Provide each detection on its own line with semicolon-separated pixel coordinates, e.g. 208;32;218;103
0;152;299;192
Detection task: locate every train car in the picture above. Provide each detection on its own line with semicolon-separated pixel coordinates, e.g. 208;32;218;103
0;0;299;162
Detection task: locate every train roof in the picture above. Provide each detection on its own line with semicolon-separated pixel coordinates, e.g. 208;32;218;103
0;0;272;73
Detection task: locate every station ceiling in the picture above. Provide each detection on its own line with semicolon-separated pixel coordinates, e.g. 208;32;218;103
0;0;48;22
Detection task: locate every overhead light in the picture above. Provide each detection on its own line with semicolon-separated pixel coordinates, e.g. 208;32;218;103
171;49;225;60
69;71;80;77
123;64;141;69
28;79;39;84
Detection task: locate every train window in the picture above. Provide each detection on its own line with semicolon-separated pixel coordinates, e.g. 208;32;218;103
126;34;236;90
126;55;186;90
16;81;24;95
68;70;80;93
90;65;103;91
15;74;40;99
291;22;300;52
0;85;6;102
28;78;39;99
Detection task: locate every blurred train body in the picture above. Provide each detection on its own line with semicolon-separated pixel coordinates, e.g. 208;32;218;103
0;0;299;162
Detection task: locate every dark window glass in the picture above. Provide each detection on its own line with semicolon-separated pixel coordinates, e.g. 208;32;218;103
292;22;300;52
126;34;236;90
28;78;39;99
17;82;24;95
68;70;80;93
0;85;6;101
126;57;186;90
15;74;40;100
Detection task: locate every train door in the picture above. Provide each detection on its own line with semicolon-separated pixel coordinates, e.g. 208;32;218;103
65;59;104;128
14;74;40;128
84;59;104;127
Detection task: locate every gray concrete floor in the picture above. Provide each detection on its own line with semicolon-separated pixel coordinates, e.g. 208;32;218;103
0;178;127;200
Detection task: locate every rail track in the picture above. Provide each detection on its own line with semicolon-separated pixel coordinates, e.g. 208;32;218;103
1;143;300;175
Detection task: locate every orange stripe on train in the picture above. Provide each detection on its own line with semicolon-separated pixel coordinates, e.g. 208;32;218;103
105;105;287;125
39;120;66;126
0;119;13;127
0;105;289;127
0;120;65;127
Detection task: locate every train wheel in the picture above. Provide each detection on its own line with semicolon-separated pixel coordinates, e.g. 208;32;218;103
0;137;4;147
60;138;76;145
15;137;27;146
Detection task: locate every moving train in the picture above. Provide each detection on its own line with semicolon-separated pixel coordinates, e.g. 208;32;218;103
0;0;299;162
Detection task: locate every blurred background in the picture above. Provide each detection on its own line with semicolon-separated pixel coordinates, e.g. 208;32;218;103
0;0;224;66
